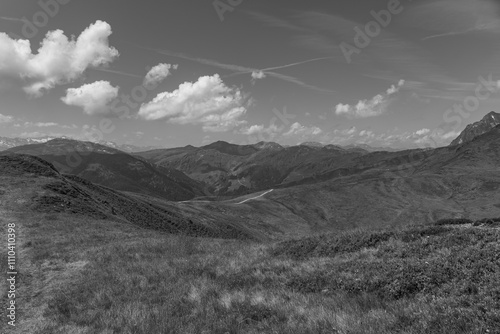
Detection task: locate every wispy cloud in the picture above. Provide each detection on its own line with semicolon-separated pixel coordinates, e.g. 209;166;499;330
228;56;335;75
245;11;308;32
141;47;336;94
422;29;476;41
248;10;457;85
399;0;500;40
0;17;23;22
92;68;142;79
0;113;15;124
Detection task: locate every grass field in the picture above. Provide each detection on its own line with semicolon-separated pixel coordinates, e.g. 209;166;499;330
2;197;499;333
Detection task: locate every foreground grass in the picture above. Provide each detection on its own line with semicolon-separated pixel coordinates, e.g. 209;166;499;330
4;205;500;333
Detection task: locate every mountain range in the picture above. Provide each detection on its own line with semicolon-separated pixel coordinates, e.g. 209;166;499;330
2;111;500;238
0;135;160;153
5;138;206;201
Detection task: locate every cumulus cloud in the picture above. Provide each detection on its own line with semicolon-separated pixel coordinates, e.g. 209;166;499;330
415;128;430;136
0;113;14;123
335;80;405;118
283;122;322;137
0;20;119;96
413;128;461;146
386;80;405;94
238;123;283;136
22;121;78;129
251;71;266;80
61;81;119;115
138;74;248;132
18;131;66;138
322;123;461;149
143;63;178;87
24;122;58;127
335;104;350;114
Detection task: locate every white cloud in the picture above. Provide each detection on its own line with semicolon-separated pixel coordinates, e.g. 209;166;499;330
61;81;119;115
238;123;283;136
199;107;247;132
387;80;405;94
438;130;461;140
284;122;322;137
346;127;357;135
412;129;459;146
415;128;431;136
323;124;463;149
335;80;405;118
0;20;119;96
0;113;14;123
251;71;266;80
143;63;178;87
406;0;500;40
18;131;67;138
359;130;374;137
24;122;58;127
22;122;78;129
335;103;350;114
333;127;357;137
138;74;248;132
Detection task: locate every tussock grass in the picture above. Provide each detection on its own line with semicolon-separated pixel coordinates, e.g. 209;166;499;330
9;207;500;333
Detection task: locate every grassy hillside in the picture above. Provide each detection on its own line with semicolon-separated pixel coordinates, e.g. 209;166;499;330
0;154;255;240
5;139;205;201
2;191;499;333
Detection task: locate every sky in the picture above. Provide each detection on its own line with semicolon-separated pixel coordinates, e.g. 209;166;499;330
1;0;500;149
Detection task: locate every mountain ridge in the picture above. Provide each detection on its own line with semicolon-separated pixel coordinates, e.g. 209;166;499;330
450;111;500;146
0;135;161;153
4;139;206;201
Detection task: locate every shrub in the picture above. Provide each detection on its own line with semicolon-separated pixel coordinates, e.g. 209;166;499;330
474;218;500;226
435;218;473;226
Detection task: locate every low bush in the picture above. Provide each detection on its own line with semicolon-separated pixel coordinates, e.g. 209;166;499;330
434;218;473;226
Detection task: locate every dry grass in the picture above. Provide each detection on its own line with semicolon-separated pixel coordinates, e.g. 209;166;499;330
4;201;500;333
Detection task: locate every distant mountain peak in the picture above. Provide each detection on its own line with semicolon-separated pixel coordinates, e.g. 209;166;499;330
253;141;283;150
450;111;500;146
0;136;161;153
300;142;324;148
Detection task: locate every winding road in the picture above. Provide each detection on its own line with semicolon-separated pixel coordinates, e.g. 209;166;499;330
180;189;275;205
236;189;274;205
